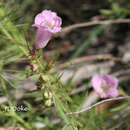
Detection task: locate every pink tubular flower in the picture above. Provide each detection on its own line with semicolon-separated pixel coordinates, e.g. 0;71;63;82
91;74;119;98
32;10;62;49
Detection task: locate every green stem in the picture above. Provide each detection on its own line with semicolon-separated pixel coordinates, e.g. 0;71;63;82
54;95;75;130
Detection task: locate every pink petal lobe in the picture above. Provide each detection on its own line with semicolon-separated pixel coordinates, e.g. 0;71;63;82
34;13;44;25
108;88;119;98
91;74;102;91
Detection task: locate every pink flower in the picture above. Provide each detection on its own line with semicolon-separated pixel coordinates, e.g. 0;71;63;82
91;74;119;98
32;10;62;49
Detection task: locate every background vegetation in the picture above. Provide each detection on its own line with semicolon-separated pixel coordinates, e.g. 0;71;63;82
0;0;130;130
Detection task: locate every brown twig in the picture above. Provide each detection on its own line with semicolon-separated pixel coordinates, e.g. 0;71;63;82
67;96;130;115
57;54;122;69
56;19;130;36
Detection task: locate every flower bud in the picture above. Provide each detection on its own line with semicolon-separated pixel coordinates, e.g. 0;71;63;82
40;75;50;82
44;91;53;99
45;99;53;107
31;63;38;71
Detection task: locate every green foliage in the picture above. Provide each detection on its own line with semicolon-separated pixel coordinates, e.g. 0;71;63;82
100;0;130;17
85;110;105;130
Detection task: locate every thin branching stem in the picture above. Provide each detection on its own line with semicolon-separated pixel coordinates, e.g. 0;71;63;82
67;96;130;115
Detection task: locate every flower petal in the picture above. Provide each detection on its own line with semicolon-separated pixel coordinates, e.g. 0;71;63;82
91;74;103;92
34;13;44;25
108;88;119;98
102;75;118;88
34;28;52;49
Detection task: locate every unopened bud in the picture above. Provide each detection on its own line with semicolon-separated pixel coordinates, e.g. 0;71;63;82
31;64;38;71
45;99;53;107
44;91;53;99
40;75;50;82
